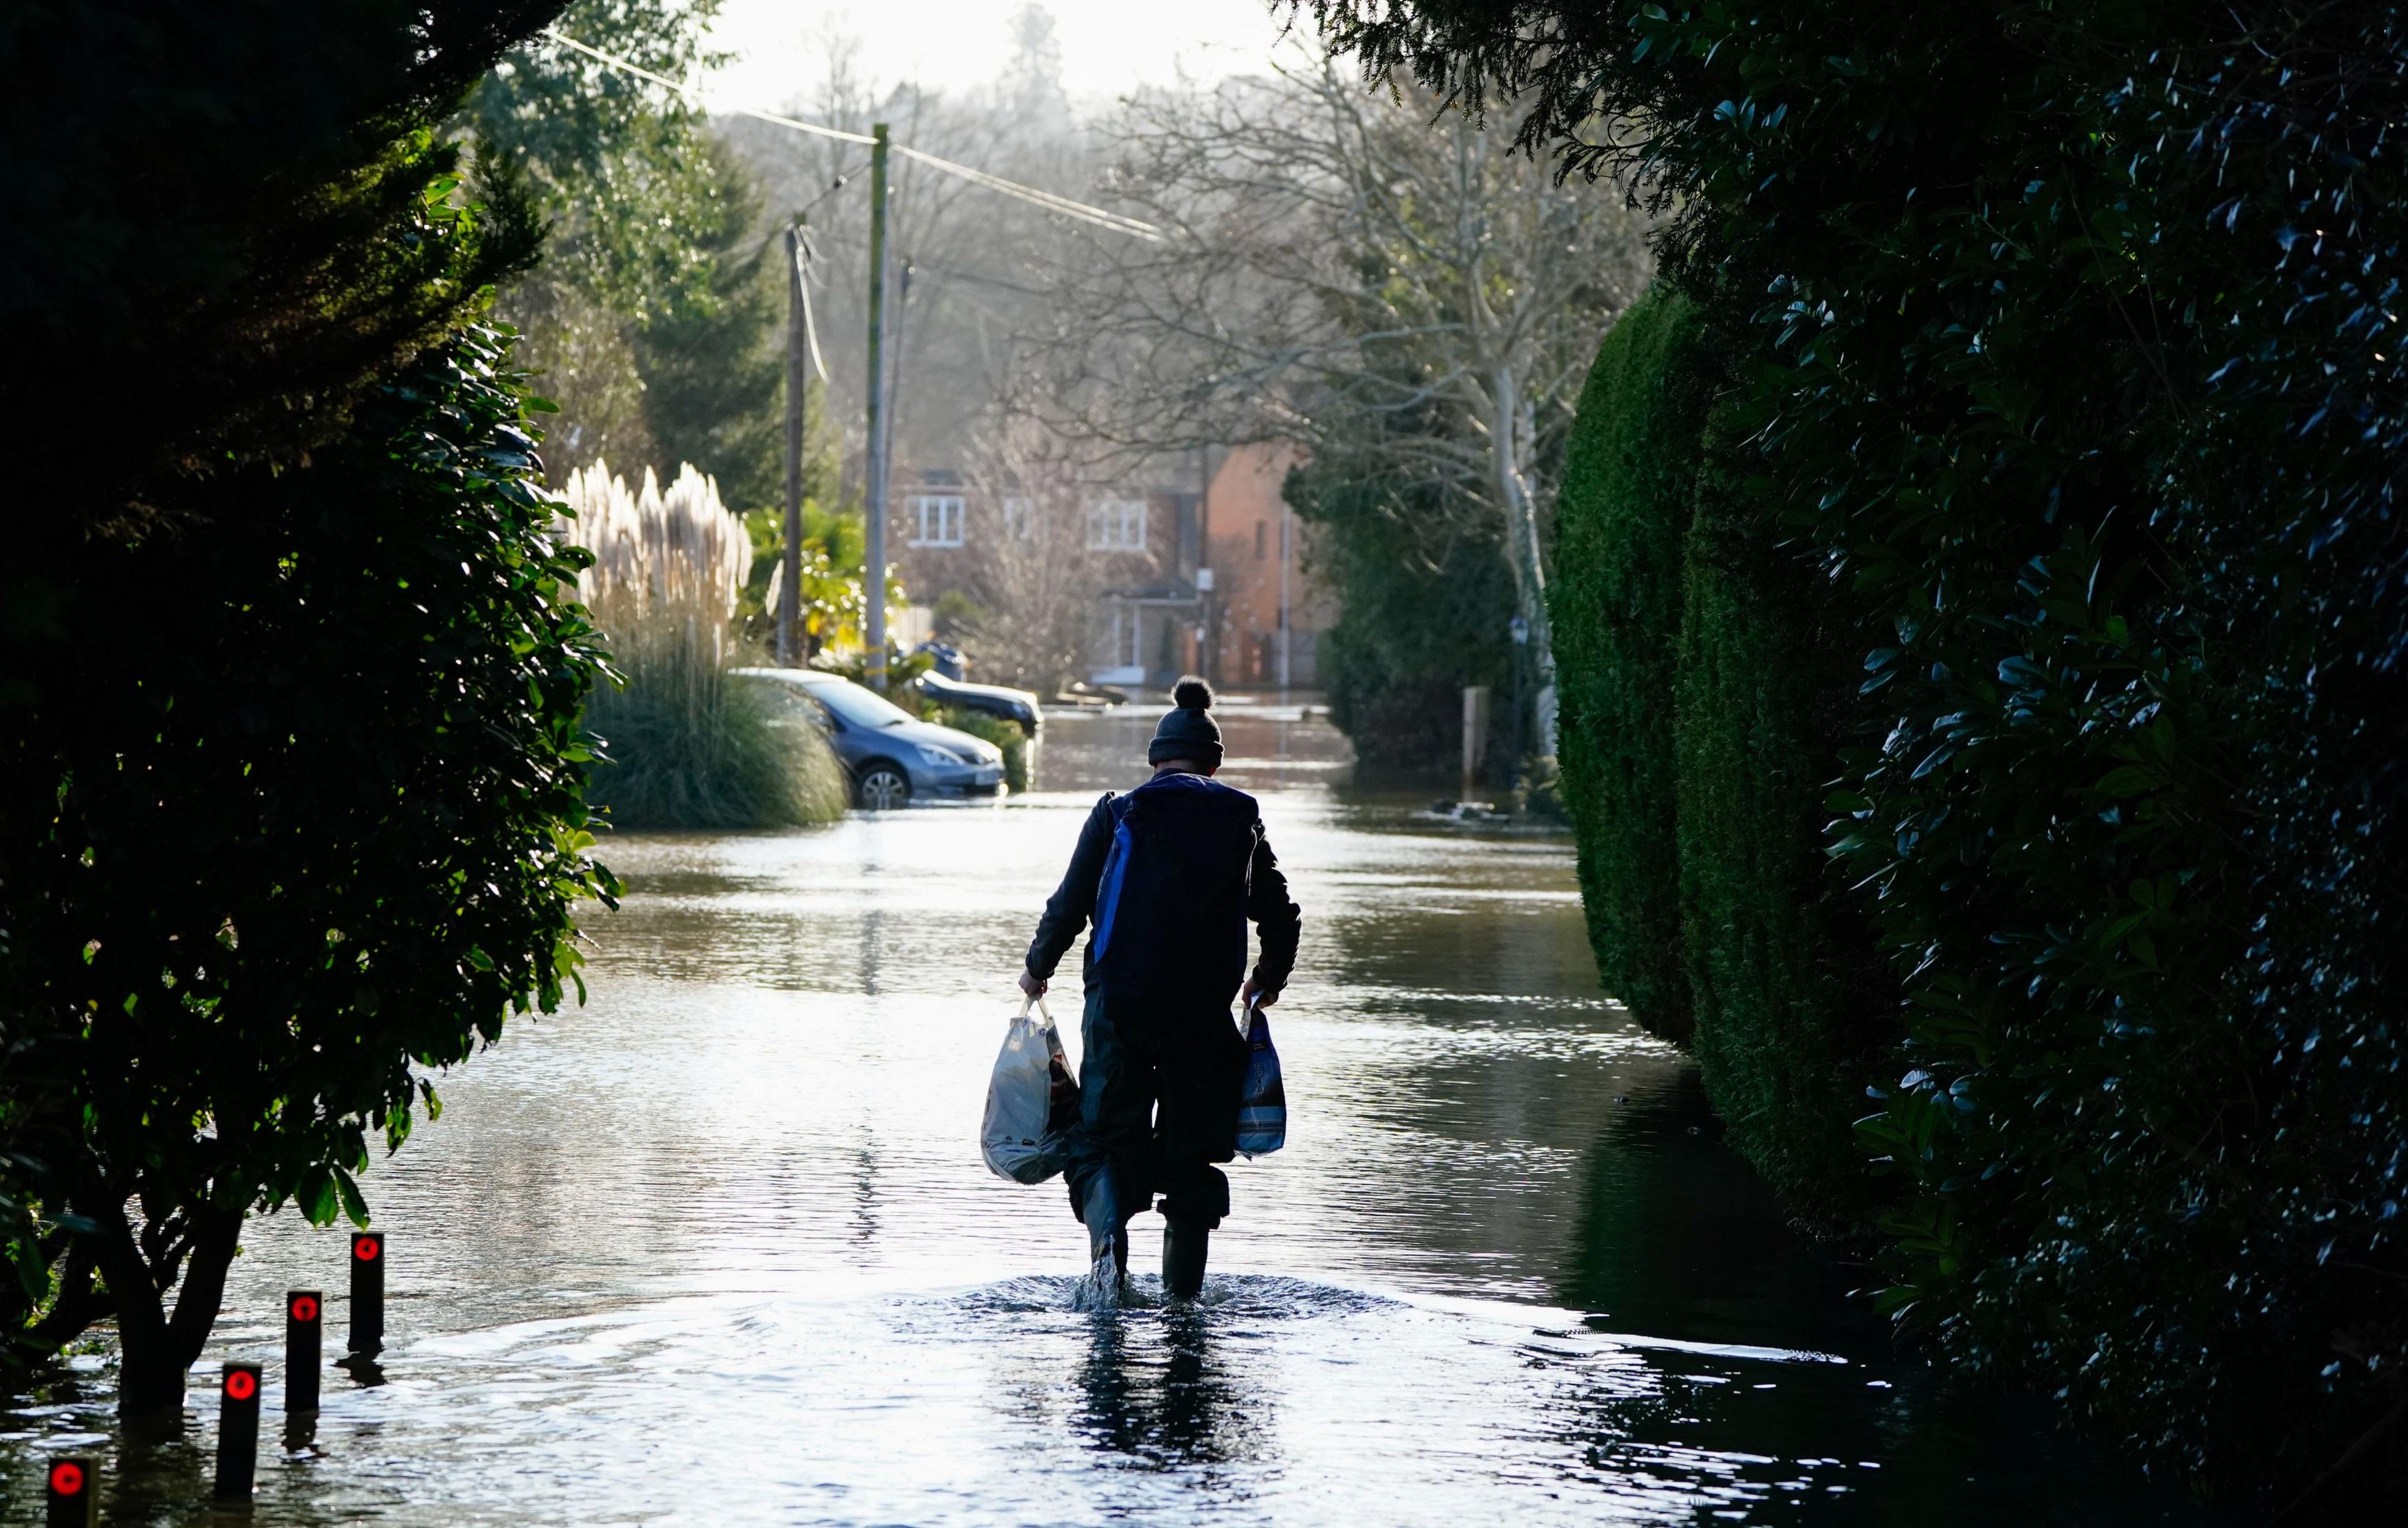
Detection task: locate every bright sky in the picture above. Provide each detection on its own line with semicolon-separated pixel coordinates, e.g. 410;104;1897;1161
701;0;1297;111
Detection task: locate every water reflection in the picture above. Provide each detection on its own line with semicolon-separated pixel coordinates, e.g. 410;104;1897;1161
1072;1305;1255;1468
1564;1073;1861;1351
0;702;2215;1525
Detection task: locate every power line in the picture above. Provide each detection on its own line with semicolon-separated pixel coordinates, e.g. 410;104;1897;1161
789;231;828;383
544;31;1164;241
894;146;1162;241
786;223;1054;301
546;31;875;145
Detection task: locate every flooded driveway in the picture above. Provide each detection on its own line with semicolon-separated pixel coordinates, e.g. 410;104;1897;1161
1;702;2207;1524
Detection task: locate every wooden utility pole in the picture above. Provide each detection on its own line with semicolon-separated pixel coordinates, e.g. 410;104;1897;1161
778;216;808;666
887;257;912;473
862;123;891;690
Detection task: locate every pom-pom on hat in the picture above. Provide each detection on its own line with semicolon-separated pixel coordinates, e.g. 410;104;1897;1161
1148;676;1223;767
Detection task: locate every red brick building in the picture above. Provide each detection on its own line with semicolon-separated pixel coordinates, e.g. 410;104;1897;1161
1197;442;1333;690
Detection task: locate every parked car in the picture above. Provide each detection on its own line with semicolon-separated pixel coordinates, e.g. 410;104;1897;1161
913;638;967;680
915;669;1043;737
732;668;1006;809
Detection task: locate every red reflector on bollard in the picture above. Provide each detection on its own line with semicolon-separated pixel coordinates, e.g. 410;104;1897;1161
214;1362;263;1501
349;1233;385;1357
288;1287;324;1413
46;1454;97;1527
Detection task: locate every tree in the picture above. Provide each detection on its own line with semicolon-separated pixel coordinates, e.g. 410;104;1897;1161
1;3;608;1411
2;1;558;545
725;8;1106;482
1307;0;2408;1504
469;2;787;505
1286;444;1520;777
956;419;1109;697
4;332;613;1409
1035;47;1651;758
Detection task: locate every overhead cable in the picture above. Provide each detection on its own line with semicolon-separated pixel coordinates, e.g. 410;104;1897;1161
546;31;1163;241
789;232;829;382
546;31;876;144
894;146;1163;241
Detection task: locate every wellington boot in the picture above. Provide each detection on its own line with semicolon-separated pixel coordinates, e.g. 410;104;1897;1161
1074;1220;1131;1312
1075;1231;1128;1310
1162;1218;1210;1300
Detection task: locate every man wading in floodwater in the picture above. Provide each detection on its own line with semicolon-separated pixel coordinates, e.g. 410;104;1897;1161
1020;677;1302;1305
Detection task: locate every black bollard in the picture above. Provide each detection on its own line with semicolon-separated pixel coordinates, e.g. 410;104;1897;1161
348;1231;384;1356
286;1290;322;1413
213;1362;261;1501
45;1456;97;1527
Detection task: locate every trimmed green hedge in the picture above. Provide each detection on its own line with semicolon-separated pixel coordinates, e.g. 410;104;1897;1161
1324;3;2408;1499
1675;466;1889;1226
1553;286;1891;1225
1550;287;1704;1043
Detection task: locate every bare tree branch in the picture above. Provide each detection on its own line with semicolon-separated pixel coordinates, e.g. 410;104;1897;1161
1023;43;1654;720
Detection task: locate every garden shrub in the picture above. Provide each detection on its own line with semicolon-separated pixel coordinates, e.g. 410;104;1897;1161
1316;0;2408;1502
1675;458;1891;1228
589;667;847;829
937;707;1030;793
1550;286;1706;1043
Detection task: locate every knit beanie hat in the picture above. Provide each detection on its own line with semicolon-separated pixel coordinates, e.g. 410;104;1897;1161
1148;676;1223;767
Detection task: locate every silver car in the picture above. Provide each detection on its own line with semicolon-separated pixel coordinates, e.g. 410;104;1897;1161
734;667;1005;810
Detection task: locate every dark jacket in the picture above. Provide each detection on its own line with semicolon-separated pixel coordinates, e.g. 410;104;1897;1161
1025;771;1301;1013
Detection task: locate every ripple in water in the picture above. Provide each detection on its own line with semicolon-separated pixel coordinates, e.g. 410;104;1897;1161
0;741;2215;1525
949;1271;1402;1320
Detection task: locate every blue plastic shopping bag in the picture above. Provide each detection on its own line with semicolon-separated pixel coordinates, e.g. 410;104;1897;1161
1235;1001;1286;1157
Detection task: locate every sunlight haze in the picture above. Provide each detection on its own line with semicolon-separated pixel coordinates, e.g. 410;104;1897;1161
702;0;1296;110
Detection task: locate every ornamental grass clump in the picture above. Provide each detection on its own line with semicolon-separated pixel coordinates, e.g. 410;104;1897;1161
564;461;845;828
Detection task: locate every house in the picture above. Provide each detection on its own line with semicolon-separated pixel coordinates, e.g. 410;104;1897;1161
890;468;1205;690
892;467;980;596
1199;443;1331;690
886;442;1329;692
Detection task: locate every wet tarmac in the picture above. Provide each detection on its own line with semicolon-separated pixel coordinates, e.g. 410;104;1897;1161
0;700;2211;1524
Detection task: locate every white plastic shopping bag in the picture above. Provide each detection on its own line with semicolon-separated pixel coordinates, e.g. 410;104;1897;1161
980;996;1080;1184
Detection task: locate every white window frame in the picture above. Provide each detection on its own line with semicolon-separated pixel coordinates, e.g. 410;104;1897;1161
1086;498;1148;552
1091;603;1147;685
1001;495;1035;541
906;493;966;548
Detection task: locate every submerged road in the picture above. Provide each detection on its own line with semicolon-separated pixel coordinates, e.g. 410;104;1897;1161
0;702;2207;1524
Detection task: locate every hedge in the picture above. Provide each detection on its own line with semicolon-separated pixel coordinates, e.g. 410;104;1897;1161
1674;455;1891;1227
1550;286;1703;1043
1553;287;1891;1224
1321;0;2408;1503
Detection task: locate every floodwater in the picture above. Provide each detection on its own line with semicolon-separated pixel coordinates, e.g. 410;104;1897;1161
1;700;2212;1525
